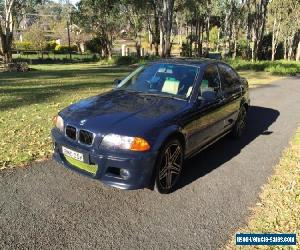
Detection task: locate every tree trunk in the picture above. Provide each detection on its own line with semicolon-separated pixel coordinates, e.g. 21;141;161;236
154;9;160;56
205;15;210;55
190;22;193;57
0;32;13;63
296;41;300;61
216;28;220;52
232;30;237;59
135;41;141;57
199;24;203;57
0;0;15;64
245;0;252;60
161;0;174;58
160;24;165;57
271;17;280;61
284;38;287;60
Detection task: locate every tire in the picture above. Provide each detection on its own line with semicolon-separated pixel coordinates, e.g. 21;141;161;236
154;138;184;194
231;106;247;139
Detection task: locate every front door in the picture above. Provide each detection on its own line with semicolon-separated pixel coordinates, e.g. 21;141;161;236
184;64;225;154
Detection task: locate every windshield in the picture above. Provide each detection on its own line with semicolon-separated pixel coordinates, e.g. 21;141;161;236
117;63;199;99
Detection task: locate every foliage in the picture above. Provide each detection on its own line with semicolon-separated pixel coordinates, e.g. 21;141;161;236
23;22;48;51
2;62;29;72
0;0;43;63
85;37;105;55
14;41;32;50
228;59;300;76
74;0;122;58
54;45;78;54
45;41;58;51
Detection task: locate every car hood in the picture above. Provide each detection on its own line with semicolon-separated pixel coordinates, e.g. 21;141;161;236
60;90;188;136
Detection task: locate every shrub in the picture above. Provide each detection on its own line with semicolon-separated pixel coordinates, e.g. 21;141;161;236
227;59;300;76
45;41;58;51
85;37;102;54
54;45;78;54
3;62;29;72
114;56;139;65
15;41;32;50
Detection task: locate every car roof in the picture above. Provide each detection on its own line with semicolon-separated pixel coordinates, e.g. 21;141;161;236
148;58;223;67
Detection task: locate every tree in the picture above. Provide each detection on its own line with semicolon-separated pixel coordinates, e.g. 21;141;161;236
23;22;47;52
0;0;39;63
279;0;300;60
121;0;144;57
268;0;284;61
250;0;269;61
0;0;15;63
160;0;175;57
75;0;121;59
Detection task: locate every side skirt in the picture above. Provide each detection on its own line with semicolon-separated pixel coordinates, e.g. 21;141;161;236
185;129;232;160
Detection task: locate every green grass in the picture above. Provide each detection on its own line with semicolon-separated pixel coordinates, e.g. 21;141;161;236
0;63;130;168
228;59;300;76
225;128;300;250
0;62;286;168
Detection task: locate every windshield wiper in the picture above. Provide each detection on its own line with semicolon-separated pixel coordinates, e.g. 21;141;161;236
137;92;186;101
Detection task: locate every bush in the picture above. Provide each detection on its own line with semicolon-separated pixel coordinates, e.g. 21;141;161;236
114;56;139;65
2;62;29;72
15;41;32;50
227;59;300;76
54;45;78;54
45;41;58;51
85;37;102;54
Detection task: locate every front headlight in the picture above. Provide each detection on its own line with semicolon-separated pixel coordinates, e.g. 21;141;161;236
101;134;150;152
52;115;64;132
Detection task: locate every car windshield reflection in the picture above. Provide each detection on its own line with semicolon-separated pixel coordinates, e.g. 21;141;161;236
117;63;199;100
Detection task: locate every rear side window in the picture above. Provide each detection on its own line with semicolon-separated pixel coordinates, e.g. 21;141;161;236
218;64;240;90
201;64;221;90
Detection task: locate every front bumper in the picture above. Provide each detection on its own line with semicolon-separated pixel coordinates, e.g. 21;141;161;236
52;129;158;190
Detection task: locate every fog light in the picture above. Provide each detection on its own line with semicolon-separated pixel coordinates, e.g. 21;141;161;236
120;169;130;179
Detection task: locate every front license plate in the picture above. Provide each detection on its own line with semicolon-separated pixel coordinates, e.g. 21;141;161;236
62;146;84;162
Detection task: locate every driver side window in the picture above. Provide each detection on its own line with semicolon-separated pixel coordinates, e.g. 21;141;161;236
199;64;221;100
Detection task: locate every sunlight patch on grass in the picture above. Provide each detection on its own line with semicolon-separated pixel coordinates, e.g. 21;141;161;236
225;127;300;250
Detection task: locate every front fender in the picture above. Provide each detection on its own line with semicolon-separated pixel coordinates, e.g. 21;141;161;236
150;124;186;152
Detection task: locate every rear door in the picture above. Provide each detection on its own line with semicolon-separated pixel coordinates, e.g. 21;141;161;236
217;63;242;131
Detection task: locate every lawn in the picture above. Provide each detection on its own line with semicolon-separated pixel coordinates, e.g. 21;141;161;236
0;63;283;168
0;63;130;168
225;127;300;249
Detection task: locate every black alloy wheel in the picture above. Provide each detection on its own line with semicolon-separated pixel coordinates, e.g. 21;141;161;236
154;139;184;194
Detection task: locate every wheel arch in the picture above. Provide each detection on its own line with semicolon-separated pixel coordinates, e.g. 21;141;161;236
240;97;249;111
153;126;186;151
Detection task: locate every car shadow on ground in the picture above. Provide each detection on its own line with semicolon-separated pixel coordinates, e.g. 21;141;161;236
176;105;280;191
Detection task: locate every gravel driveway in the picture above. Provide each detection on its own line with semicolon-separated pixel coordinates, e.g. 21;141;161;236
1;77;300;249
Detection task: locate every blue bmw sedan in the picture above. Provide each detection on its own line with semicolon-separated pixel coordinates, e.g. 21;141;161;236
52;59;250;193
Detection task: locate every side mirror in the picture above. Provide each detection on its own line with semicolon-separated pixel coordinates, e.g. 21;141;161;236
114;79;122;87
213;86;221;92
